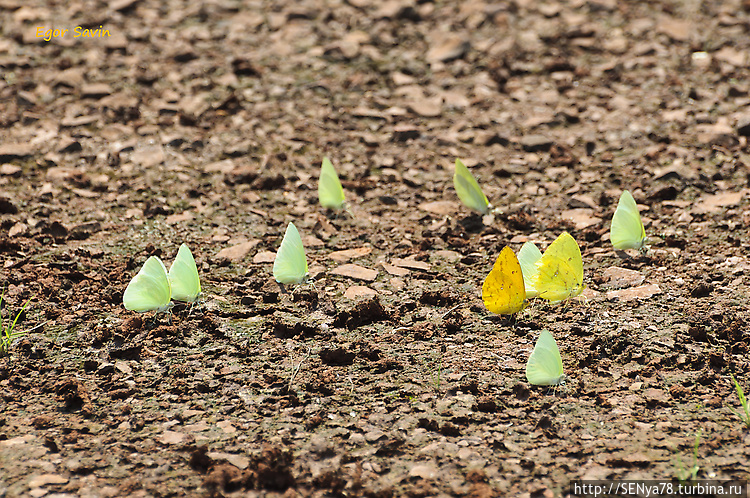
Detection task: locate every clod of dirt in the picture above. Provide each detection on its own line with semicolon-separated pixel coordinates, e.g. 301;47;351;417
203;463;245;494
335;296;389;330
391;126;420;142
231;57;262;77
250;444;295;491
121;315;143;333
190;446;211;472
31;415;54;429
374;435;405;457
419;289;454;306
14;337;48;359
519;134;554;153
643;388;670;408
319;347;356;366
251;173;286;190
0;236;21;254
439;422;462;437
648;185;679;201
474;396;499;413
259;280;280;303
418;418;440;432
513;383;530;401
690;282;714;297
224;165;258;185
69;222;102;240
55;378;94;415
708;350;727;369
0;197;18;214
108;344;141;360
292;287;319;304
41;221;68;241
271;312;319;339
412;322;436;341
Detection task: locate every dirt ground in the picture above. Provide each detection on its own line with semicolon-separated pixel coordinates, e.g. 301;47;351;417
2;0;750;496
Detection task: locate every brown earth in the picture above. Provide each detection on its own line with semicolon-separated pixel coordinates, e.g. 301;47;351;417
1;0;750;496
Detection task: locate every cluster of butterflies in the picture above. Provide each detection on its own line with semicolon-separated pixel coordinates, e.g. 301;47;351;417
123;157;648;389
122;244;202;313
121;158;337;311
456;158;648;385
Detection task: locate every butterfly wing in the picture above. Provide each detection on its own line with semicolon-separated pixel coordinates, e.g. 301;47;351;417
318;157;346;209
610;190;646;250
533;232;584;303
482;246;527;315
168;244;201;303
273;222;309;284
525;330;564;386
123;256;172;312
517;241;542;298
453;159;490;214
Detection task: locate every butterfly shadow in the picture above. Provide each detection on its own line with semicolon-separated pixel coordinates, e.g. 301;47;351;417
147;307;174;327
456;213;486;233
322;204;354;220
614;246;652;261
482;313;534;330
171;293;205;319
275;280;320;305
527;379;569;398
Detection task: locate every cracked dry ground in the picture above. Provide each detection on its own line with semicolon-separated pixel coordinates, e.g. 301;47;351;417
1;0;750;496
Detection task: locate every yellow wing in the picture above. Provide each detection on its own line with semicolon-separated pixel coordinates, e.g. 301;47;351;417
533;232;585;303
482;246;527;315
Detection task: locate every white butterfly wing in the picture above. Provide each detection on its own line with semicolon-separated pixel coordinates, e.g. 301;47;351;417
611;190;646;250
168;244;201;303
525;330;564;386
318;157;345;209
123;256;172;312
517;241;542;298
273;222;309;284
453;159;489;214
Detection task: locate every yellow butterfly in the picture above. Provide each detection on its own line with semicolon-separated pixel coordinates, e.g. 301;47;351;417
482;246;527;315
532;232;585;304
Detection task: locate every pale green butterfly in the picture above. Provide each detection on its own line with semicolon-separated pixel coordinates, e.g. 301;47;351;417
453;158;491;214
273;222;309;284
123;256;172;313
318;157;345;210
517;241;542;298
168;244;201;303
525;330;565;386
610;190;646;250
